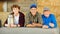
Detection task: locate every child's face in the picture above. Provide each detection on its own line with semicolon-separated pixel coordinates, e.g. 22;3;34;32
43;11;51;17
30;8;37;16
12;7;19;14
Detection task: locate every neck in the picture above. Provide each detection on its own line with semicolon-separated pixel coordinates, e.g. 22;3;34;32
14;13;19;16
32;13;37;16
32;14;36;16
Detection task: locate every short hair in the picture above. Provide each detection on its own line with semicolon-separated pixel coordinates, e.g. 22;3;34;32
11;5;20;10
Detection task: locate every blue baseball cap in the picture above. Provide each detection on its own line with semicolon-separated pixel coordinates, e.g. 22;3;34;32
30;4;37;9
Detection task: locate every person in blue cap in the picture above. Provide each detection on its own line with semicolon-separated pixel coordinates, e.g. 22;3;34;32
25;4;43;28
42;7;57;28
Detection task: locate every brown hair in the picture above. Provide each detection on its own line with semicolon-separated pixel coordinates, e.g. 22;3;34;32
11;5;20;10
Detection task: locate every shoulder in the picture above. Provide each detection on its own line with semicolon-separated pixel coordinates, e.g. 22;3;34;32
50;14;55;17
41;14;44;17
41;14;44;16
19;12;25;17
37;12;41;16
26;12;31;16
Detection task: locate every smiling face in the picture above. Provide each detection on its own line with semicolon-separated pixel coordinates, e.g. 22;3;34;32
30;8;37;16
43;10;51;18
11;5;20;15
12;7;19;14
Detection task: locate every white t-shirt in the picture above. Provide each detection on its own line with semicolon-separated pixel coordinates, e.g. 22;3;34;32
14;14;19;25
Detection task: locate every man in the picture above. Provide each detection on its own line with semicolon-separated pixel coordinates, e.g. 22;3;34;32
42;7;57;28
4;5;25;27
25;4;42;28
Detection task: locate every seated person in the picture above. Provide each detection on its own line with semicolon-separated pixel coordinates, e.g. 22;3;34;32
4;5;25;27
25;4;43;28
42;7;57;28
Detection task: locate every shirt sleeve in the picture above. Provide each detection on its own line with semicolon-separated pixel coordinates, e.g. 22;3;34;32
51;14;57;28
19;14;25;27
38;13;43;24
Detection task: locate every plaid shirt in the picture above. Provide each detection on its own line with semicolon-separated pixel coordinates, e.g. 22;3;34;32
25;12;43;26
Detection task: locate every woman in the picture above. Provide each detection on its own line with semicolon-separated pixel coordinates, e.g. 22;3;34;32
4;5;25;27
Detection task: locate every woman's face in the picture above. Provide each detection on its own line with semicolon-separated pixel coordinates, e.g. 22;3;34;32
12;7;19;14
44;11;51;17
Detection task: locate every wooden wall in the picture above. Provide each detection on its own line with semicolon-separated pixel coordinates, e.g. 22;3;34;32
0;2;3;12
0;0;60;27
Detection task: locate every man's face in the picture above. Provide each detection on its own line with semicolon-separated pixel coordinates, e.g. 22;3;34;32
30;8;37;16
43;11;51;17
12;7;19;14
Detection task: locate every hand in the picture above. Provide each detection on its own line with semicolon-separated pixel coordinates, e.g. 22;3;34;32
42;25;48;29
32;23;42;27
32;23;37;25
49;23;54;27
5;24;9;27
10;24;16;28
18;24;20;27
32;23;38;26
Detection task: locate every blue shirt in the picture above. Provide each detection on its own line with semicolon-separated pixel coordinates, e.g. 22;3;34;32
42;14;57;28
